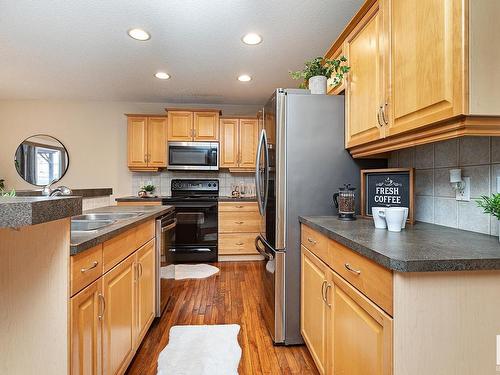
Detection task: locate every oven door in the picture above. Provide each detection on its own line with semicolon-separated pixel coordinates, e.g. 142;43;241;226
168;142;219;171
156;214;176;317
170;200;218;262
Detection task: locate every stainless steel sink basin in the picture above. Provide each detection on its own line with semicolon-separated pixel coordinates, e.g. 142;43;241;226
71;219;115;232
72;212;143;221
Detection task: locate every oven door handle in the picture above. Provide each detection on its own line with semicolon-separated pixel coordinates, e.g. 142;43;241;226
161;219;177;233
255;235;273;261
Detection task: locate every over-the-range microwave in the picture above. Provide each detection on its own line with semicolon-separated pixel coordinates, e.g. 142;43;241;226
167;141;219;171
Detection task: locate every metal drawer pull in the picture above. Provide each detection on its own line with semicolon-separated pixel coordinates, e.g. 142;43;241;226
325;284;332;307
98;294;105;320
138;263;143;278
235;221;244;224
236;205;244;208
345;263;361;275
321;280;327;303
236;242;244;246
307;237;317;245
81;261;99;273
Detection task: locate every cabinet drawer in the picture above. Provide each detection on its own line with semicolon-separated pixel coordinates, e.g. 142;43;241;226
103;220;155;272
300;225;331;265
219;211;261;233
70;244;103;296
219;233;259;255
218;201;258;212
330;239;393;316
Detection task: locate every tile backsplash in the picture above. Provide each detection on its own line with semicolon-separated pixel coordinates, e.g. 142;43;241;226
389;136;500;235
131;171;256;197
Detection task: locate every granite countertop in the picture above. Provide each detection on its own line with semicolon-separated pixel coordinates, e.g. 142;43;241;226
299;216;500;272
0;196;82;228
71;205;174;255
115;196;257;202
16;188;113;198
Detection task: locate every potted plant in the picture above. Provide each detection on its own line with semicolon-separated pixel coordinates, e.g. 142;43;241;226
140;184;156;198
476;193;500;241
289;56;350;94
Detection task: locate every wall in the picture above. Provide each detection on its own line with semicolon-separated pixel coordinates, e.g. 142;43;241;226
0;100;260;199
389;136;500;235
131;170;256;198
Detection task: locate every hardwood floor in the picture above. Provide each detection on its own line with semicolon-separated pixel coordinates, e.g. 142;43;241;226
126;261;319;375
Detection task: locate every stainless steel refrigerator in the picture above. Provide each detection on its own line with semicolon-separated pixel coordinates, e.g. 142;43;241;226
254;89;382;345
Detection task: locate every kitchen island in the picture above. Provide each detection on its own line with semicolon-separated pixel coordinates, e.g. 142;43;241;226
299;216;500;375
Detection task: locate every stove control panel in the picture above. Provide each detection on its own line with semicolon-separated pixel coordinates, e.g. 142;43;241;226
171;179;219;192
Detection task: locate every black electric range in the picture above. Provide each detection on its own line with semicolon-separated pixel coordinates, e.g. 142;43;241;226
164;179;219;263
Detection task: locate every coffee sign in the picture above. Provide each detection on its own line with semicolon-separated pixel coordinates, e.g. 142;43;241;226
361;168;415;223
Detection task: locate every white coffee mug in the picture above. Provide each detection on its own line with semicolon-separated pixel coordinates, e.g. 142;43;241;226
401;207;409;229
372;207;387;229
378;207;405;232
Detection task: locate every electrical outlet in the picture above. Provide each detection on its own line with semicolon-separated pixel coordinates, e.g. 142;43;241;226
456;177;470;201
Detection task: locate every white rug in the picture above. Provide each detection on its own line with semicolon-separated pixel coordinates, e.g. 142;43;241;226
157;324;241;375
160;264;219;280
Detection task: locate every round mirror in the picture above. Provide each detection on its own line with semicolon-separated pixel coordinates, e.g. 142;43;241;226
14;135;70;186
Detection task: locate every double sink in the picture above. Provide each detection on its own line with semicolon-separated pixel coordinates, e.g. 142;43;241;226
71;212;144;232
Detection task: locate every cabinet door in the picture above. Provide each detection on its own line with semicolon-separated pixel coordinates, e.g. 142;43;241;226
332;271;393;375
127;117;148;168
219;118;239;168
135;239;156;344
301;246;330;375
71;279;102;375
345;1;386;148
387;0;464;136
194;112;219;141
167;111;193;141
147;117;167;168
239;119;259;169
102;255;136;375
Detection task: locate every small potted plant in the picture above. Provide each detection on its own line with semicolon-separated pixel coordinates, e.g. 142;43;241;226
139;184;156;198
289;56;350;94
476;193;500;241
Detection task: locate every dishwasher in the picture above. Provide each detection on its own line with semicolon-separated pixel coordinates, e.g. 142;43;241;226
155;210;176;317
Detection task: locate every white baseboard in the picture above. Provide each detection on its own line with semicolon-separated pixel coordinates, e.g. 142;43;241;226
218;254;264;262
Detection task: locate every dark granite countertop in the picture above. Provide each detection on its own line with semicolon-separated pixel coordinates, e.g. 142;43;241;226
299;216;500;272
115;196;257;202
71;205;174;255
0;196;82;228
17;188;112;198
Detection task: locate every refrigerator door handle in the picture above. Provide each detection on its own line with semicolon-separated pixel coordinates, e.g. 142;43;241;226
255;235;275;261
255;129;267;216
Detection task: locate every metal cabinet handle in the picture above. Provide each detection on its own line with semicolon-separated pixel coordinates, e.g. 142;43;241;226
235;221;244;224
236;205;244;209
321;280;327;303
345;263;361;275
382;102;389;125
236;242;244;246
325;284;332;307
307;237;317;245
134;262;138;283
98;294;105;320
377;106;383;127
81;261;98;273
139;262;143;278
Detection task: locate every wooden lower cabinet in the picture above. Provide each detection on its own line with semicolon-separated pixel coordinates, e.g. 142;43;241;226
300;246;331;375
135;239;156;343
71;226;156;375
71;280;102;375
102;254;136;375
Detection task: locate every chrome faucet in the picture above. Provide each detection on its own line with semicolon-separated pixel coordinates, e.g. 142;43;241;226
42;179;72;196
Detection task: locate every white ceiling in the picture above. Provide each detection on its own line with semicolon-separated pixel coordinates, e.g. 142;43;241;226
0;0;362;105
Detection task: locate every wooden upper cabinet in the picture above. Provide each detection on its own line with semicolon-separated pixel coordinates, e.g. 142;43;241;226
135;239;156;344
239;119;259;168
345;0;386;149
219;117;258;172
387;0;464;136
220;118;239;168
71;279;102;375
167;111;193;141
127;117;148;168
147;117;167;167
332;272;393;375
102;255;136;375
127;115;167;171
194;111;219;141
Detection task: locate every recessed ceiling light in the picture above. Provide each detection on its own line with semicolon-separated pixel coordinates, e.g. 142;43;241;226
242;33;262;45
155;72;170;80
128;28;151;41
238;74;252;82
